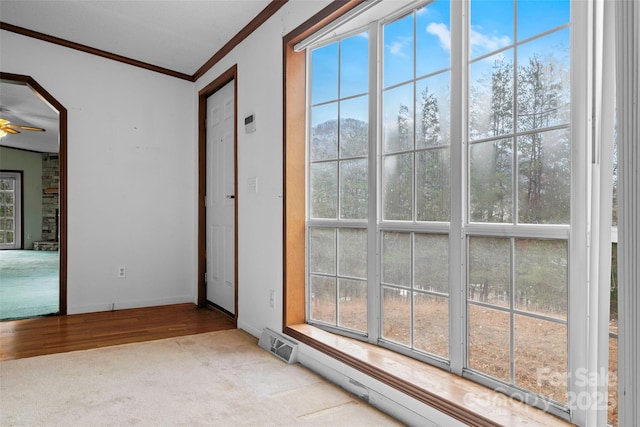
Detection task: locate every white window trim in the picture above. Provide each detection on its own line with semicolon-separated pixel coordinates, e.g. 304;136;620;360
614;0;639;425
302;1;618;424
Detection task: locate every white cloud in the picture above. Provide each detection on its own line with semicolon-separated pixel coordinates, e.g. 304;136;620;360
387;37;411;58
470;26;511;52
426;22;451;51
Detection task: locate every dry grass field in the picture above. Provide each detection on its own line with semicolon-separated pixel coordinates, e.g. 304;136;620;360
311;296;618;426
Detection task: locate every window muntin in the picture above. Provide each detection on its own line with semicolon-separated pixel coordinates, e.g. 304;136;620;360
465;0;571;408
0;178;16;245
468;8;570;226
382;3;451;224
309;226;368;332
381;231;450;358
308;31;370;334
0;172;21;250
467;237;568;403
306;0;577;418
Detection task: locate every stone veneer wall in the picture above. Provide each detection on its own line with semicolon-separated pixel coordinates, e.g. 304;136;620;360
41;153;59;242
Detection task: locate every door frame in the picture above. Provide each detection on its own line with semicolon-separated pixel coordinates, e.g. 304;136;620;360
197;65;238;321
0;72;68;315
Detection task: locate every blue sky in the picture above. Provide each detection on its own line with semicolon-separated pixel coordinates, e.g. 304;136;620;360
310;0;570;128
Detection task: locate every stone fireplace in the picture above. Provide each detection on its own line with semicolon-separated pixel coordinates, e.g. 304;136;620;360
34;153;59;251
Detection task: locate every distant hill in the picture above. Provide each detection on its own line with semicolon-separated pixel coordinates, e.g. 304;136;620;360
311;118;368;159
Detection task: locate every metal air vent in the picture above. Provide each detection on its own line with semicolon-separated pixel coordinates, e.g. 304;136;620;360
258;328;298;364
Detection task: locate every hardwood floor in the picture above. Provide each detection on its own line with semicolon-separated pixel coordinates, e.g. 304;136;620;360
0;303;235;361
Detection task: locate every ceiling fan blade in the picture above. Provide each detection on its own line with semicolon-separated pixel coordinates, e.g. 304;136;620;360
8;124;46;132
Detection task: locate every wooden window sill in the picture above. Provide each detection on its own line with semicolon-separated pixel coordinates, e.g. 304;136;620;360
285;324;575;427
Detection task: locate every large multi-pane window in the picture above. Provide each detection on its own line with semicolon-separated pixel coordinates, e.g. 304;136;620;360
465;0;571;407
306;0;578;420
0;172;21;250
308;32;370;334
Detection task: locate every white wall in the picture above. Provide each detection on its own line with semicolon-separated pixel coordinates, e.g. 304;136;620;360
195;0;331;336
1;31;197;313
193;4;457;424
2;4;455;424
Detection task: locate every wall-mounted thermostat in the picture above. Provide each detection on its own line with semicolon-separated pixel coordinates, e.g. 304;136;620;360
245;114;256;133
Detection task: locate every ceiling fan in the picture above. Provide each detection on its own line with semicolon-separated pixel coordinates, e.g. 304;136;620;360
0;117;46;137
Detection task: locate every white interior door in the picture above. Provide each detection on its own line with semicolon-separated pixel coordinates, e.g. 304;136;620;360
206;80;236;315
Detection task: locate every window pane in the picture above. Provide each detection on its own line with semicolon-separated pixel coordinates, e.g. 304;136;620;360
515;315;567;403
383;82;414;153
382;231;411;288
340;159;368;220
518;0;569;42
383;153;413;221
517;29;570;132
310;162;337;219
311;103;338;161
309;227;336;275
469;50;514;140
310;275;336;324
416;1;451;77
0;179;14;190
416;148;450;222
609;243;619;426
469;139;513;223
311;43;338;104
382;286;411;346
468;304;511;383
468;237;511;309
414;293;449;358
338;228;367;279
383;13;414;88
338;278;367;332
340;33;369;98
416;72;450;149
514;239;567;319
469;0;513;60
340;96;369;158
517;128;570;224
414;234;448;293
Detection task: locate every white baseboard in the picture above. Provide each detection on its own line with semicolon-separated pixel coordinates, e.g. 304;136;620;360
237;320;262;339
68;295;196;315
295;341;465;427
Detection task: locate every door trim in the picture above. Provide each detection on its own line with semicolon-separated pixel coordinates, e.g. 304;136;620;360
0;72;68;315
197;65;238;322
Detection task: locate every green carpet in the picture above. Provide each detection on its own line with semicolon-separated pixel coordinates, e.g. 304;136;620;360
0;250;59;320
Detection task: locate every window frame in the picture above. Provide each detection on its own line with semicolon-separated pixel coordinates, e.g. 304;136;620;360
304;0;580;420
0;171;23;250
284;0;602;424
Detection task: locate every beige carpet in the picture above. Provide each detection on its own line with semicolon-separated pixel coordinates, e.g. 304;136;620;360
0;329;402;426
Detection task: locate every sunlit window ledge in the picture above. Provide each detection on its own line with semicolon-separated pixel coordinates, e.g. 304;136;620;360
285;324;574;427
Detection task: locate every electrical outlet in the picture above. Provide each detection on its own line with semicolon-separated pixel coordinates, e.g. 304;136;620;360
269;290;276;308
118;266;126;278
